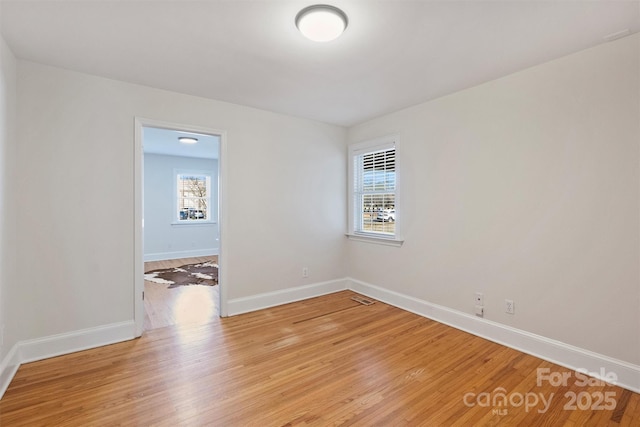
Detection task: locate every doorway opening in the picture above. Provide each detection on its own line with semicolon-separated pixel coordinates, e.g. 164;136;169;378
134;119;227;335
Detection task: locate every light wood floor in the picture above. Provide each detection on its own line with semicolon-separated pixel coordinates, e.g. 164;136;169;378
1;291;638;426
144;256;219;330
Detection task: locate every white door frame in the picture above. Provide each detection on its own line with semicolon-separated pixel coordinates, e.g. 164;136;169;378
134;117;228;337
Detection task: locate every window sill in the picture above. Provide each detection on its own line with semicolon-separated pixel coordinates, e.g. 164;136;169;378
171;221;217;227
346;233;404;247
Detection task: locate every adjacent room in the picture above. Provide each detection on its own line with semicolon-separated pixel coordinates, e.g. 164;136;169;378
142;126;220;330
0;1;638;424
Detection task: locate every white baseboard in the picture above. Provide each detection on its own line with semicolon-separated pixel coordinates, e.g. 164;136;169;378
144;248;219;262
347;277;640;394
227;278;348;316
0;345;20;399
18;321;137;364
0;321;137;399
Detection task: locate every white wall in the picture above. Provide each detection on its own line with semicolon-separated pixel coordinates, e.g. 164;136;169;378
0;31;17;362
347;34;640;365
144;153;218;261
15;60;347;341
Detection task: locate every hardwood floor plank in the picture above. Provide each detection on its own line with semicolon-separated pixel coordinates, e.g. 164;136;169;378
0;290;638;426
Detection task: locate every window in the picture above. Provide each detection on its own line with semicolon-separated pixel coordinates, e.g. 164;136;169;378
176;172;211;222
348;137;401;243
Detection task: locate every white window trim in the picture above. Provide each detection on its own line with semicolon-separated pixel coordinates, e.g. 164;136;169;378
347;135;403;246
173;168;214;225
171;221;217;227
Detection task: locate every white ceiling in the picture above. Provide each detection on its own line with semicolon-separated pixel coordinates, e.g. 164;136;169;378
143;127;219;160
1;1;639;127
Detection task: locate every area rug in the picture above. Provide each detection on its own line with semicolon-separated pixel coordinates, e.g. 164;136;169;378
144;261;218;288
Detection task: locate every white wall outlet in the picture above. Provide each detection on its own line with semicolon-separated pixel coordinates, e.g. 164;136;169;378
302;267;309;278
505;299;515;314
474;292;484;306
475;305;484;317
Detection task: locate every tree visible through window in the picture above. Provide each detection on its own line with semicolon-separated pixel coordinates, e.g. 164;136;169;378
177;173;211;221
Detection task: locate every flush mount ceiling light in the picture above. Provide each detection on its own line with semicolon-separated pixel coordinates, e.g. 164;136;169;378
295;4;348;42
178;137;198;144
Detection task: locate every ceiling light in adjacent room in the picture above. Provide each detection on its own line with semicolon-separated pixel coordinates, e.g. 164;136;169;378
295;5;348;42
178;137;198;144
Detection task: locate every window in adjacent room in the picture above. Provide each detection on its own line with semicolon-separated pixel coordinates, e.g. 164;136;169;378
176;172;211;222
348;136;401;243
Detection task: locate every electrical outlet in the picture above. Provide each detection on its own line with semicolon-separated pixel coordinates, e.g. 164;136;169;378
475;305;484;317
302;267;309;278
505;299;515;314
474;292;484;306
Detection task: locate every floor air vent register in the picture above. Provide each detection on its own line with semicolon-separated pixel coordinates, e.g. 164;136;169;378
351;296;375;306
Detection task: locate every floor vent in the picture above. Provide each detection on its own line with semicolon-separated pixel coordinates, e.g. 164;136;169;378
351;296;375;306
